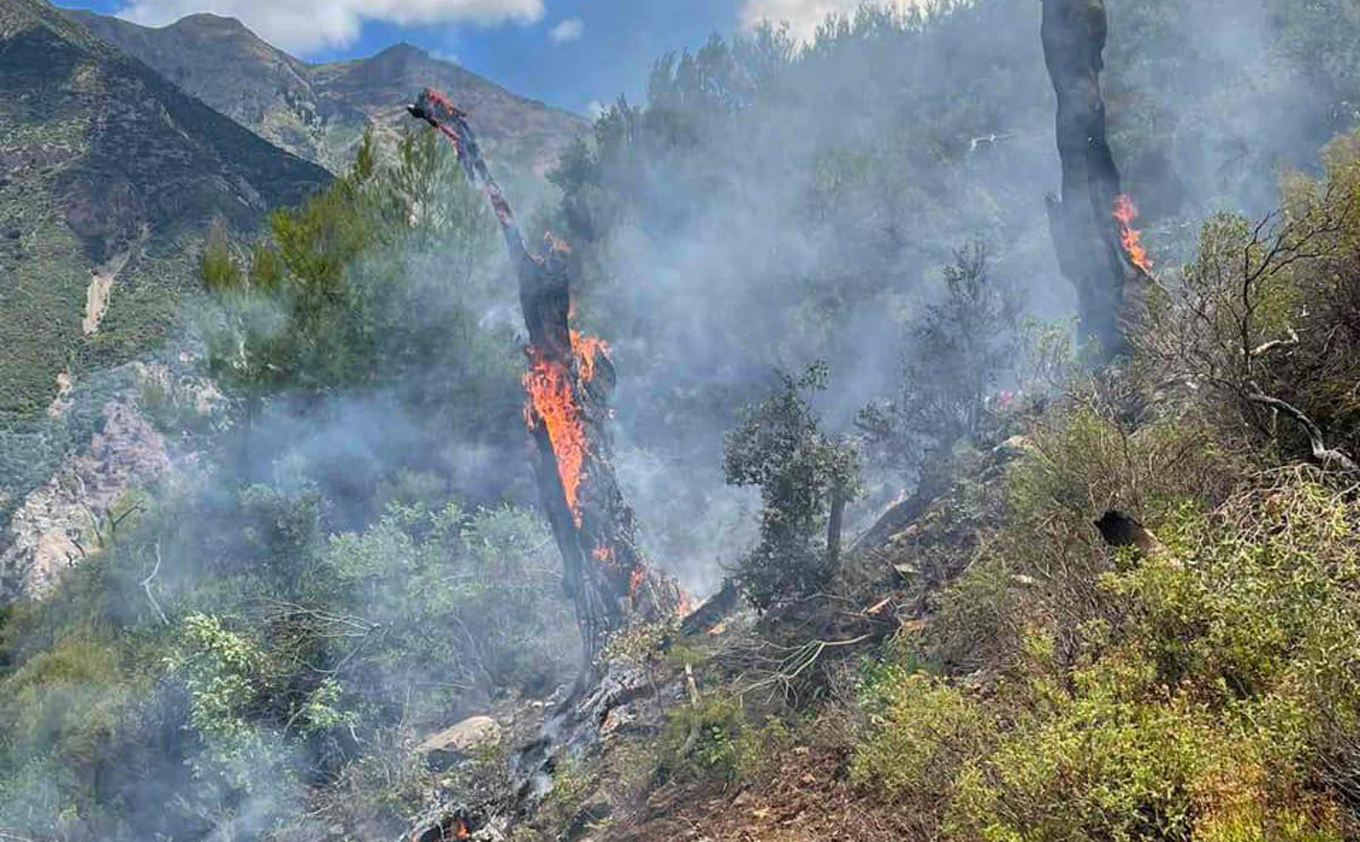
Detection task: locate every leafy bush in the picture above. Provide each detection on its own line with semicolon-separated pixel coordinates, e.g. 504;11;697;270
858;241;1023;474
725;363;861;610
851;669;991;801
856;469;1360;841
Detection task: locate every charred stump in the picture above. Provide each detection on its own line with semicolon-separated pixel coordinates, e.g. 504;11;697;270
1094;510;1163;555
1040;0;1151;359
409;89;681;686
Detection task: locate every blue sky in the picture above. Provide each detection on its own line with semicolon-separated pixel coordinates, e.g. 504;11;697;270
50;0;842;114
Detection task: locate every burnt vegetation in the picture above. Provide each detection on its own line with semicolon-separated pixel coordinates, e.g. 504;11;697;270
3;0;1360;841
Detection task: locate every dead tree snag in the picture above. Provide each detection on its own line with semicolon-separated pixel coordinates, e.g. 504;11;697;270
1041;0;1151;359
408;89;681;685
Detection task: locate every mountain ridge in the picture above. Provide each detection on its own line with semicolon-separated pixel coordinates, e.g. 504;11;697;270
66;8;591;176
0;0;329;531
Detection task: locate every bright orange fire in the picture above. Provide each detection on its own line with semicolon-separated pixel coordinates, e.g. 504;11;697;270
1112;193;1153;274
522;332;611;528
453;818;470;841
523;353;588;526
675;588;694;618
592;544;614;564
629;566;646;598
570;330;610;383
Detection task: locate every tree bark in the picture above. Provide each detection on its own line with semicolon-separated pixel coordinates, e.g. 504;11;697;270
1040;0;1149;359
409;89;681;685
825;481;847;578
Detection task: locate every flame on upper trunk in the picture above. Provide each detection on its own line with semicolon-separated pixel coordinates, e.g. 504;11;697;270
522;331;611;528
571;330;609;384
1112;194;1153;273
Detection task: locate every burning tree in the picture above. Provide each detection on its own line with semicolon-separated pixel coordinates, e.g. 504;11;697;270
1041;0;1153;359
407;89;682;683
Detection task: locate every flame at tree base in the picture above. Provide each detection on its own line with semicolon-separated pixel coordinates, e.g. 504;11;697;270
1113;193;1154;274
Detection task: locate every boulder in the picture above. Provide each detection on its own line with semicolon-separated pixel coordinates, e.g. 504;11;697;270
418;716;502;764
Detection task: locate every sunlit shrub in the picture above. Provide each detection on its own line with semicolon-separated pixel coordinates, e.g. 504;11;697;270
851;669;991;800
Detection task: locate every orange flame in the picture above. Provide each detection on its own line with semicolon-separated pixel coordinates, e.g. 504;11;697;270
629;566;646;599
1112;194;1153;274
675;588;694;618
523;353;588;526
522;332;610;528
570;330;610;384
592;544;614;564
453;818;470;841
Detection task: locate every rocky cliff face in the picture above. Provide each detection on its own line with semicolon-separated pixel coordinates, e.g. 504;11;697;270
0;395;169;600
68;11;590;177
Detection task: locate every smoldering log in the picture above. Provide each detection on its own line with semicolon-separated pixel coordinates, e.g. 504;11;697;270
408;88;681;683
679;578;741;636
1040;0;1150;358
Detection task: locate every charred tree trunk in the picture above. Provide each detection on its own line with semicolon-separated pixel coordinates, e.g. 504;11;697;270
409;89;681;686
1041;0;1150;359
1094;510;1162;555
825;482;847;577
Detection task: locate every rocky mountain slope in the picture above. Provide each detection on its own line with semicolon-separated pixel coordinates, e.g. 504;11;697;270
0;0;327;413
0;0;328;553
67;10;590;176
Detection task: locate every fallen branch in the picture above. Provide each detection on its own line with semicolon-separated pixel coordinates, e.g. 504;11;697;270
140;541;169;626
1250;328;1300;358
737;634;873;704
1247;391;1360;473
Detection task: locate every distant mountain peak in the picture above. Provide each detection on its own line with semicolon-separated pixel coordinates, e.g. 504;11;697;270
374;41;428;60
69;8;589;177
171;12;253;33
2;0;109;53
0;0;329;418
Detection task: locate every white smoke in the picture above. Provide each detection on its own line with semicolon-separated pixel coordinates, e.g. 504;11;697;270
738;0;927;43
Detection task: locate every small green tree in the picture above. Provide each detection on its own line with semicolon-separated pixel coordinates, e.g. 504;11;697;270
200;128;502;404
858;241;1022;473
725;363;861;610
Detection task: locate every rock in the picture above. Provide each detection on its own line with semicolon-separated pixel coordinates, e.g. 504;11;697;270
0;399;170;601
993;435;1031;463
418;716;503;760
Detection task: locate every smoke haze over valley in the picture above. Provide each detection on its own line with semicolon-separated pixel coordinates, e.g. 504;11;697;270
2;0;1360;840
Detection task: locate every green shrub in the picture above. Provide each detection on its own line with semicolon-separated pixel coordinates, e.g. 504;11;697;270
938;472;1359;841
661;697;746;781
851;669;991;801
0;634;141;767
725;363;862;610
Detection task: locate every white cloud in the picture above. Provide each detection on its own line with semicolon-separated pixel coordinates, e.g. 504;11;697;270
738;0;923;44
548;16;583;43
586;100;607;119
116;0;545;55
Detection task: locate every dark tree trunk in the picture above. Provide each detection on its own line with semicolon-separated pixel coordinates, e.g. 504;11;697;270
409;89;681;685
825;482;847;577
1041;0;1149;359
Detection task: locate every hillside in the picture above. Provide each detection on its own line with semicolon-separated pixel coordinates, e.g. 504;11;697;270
0;0;327;530
67;10;590;177
2;1;1360;841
